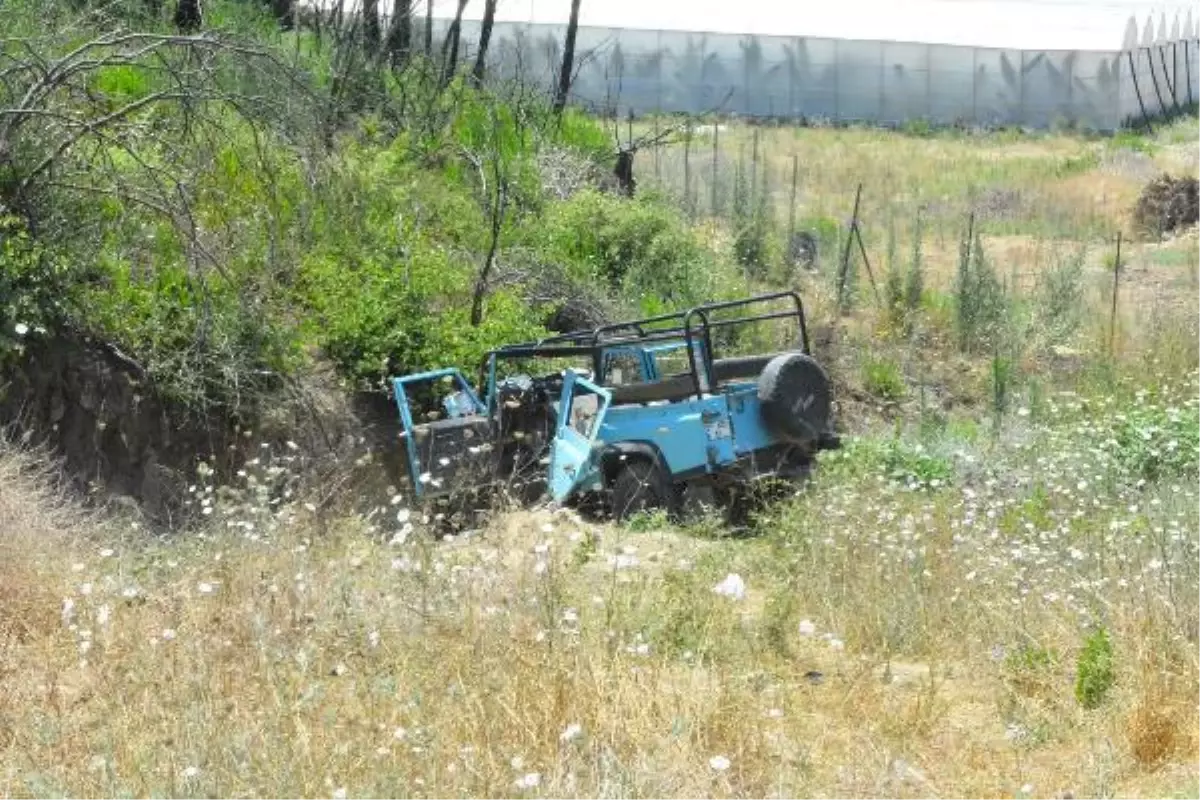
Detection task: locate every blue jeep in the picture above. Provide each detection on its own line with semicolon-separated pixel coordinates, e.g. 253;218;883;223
392;291;839;519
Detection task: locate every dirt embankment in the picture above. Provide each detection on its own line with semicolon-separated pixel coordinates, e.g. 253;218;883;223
0;335;406;526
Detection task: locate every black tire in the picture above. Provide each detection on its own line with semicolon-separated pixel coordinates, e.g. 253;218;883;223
610;459;679;521
757;352;832;446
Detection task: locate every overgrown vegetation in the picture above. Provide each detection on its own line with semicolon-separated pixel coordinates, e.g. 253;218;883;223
0;0;738;407
0;2;1198;797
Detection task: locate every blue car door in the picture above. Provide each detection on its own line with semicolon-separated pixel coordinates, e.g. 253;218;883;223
548;370;611;502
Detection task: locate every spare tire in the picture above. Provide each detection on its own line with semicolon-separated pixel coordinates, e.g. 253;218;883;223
757;353;832;445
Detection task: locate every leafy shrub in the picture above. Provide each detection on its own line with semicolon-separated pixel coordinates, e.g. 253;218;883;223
83;255;302;414
955;231;1007;353
822;436;953;490
0;216;77;355
881;438;954;489
533;188;741;310
1036;246;1086;345
1075;626;1115;709
862;356;906;401
1111;398;1200;482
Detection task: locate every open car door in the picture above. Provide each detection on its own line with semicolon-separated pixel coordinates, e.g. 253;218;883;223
393;369;492;498
548;370;611;503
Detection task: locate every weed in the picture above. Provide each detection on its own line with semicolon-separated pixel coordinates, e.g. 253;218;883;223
862;355;907;402
881;437;954;489
1075;626;1116;710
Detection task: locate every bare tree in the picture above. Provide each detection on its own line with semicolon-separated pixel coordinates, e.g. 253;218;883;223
424;0;433;55
0;27;316;407
384;0;412;68
363;0;381;50
471;0;497;84
173;0;202;33
268;0;295;31
552;0;582;114
439;0;470;85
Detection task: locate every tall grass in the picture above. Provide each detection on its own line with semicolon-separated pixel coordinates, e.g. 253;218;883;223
1;353;1197;797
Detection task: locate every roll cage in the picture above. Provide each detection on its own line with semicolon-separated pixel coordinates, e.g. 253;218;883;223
478;290;812;403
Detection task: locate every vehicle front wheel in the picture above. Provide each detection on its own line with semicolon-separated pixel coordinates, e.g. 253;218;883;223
610;459;679;521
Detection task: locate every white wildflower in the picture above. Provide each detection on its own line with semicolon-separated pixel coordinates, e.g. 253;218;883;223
514;773;541;790
162;628;177;641
712;573;746;600
709;755;731;771
197;582;215;595
13;323;28;336
182;766;200;779
560;722;583;743
797;619;816;637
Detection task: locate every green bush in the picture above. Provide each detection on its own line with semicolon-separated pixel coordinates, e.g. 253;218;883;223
862;356;906;401
1112;399;1200;482
533;188;742;310
1075;626;1115;709
1036;246;1086;346
955;231;1007;353
0;215;78;355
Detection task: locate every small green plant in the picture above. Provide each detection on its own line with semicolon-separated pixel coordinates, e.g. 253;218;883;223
1075;626;1116;709
881;437;954;489
624;508;671;533
956;230;1007;353
903;214;925;319
571;528;599;566
862;355;906;401
991;351;1014;422
1036;246;1086;345
731;156;778;278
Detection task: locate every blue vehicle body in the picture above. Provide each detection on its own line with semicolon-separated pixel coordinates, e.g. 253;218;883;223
391;291;838;517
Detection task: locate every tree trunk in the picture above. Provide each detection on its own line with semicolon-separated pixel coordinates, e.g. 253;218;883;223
268;0;295;31
384;0;412;68
440;0;470;85
363;0;381;50
471;0;497;85
553;0;583;115
424;0;433;55
173;0;202;33
470;186;505;327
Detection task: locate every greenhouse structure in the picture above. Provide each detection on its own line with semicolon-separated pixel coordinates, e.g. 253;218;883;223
411;0;1199;130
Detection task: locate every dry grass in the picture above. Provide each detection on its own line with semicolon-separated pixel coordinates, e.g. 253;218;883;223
1;394;1197;799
